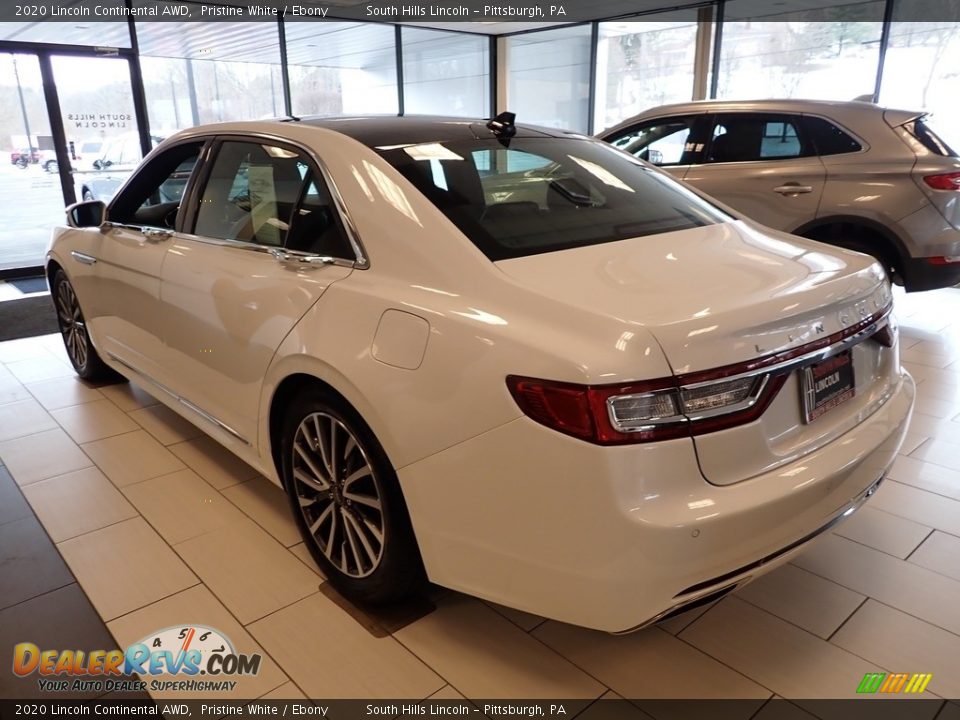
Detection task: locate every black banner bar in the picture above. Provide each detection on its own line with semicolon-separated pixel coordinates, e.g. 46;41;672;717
0;699;954;720
5;0;960;24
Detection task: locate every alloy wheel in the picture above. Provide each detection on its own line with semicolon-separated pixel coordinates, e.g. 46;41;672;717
55;279;88;370
292;412;385;578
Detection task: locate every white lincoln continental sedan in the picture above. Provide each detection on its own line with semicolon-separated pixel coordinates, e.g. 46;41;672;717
47;114;914;633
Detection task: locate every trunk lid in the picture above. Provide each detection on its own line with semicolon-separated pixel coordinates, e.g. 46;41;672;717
495;220;890;375
496;220;896;486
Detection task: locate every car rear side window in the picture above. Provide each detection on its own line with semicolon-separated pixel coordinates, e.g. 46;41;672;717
803;116;863;156
378;137;730;261
706;114;811;163
193;140;353;258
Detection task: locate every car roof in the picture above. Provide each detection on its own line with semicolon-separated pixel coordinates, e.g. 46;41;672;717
599;98;925;137
172;115;586;150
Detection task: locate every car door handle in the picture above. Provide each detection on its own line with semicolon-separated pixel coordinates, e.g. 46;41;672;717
142;228;172;242
773;184;814;195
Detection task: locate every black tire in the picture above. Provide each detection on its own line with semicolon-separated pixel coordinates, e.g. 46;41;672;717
51;269;120;382
801;224;902;285
281;387;425;605
44;160;58;174
82;189;94;202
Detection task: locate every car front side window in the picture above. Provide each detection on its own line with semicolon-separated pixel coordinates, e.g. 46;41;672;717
108;141;204;229
606;116;702;166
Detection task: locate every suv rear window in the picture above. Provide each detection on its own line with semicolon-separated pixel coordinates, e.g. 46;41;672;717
803;116;862;156
904;117;957;157
377;137;730;261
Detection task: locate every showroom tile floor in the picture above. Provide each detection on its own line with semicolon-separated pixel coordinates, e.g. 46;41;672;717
2;288;960;714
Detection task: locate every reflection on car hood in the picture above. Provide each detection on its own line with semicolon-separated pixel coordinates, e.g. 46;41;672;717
494;220;890;374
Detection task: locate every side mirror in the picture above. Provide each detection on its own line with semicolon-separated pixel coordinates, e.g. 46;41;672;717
66;200;107;229
92;159;103;170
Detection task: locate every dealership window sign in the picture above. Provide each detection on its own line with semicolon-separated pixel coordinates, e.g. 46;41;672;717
67;112;133;130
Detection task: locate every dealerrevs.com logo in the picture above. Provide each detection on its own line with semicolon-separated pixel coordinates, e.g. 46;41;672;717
13;625;262;693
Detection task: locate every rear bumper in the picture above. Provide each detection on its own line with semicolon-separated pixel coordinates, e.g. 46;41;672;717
399;370;915;632
902;256;960;292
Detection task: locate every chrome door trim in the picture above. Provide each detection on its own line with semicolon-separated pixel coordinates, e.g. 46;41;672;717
70;251;97;265
107;353;252;446
167;232;358;269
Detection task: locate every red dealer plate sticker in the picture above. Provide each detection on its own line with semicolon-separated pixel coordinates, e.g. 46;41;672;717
801;350;856;423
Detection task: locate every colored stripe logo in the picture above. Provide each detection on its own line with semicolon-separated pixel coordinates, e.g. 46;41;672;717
857;672;932;694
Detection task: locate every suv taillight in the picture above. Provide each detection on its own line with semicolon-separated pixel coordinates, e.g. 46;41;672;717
923;172;960;190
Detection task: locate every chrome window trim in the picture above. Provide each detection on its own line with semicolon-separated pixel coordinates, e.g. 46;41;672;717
167;231;358;269
174;129;369;269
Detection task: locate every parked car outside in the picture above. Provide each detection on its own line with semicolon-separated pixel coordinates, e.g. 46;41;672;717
73;133;163;202
42;141;105;174
47;115;913;632
599;99;960;291
10;147;42;165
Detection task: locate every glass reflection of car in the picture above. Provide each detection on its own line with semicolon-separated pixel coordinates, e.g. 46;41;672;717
46;115;914;633
599;99;960;291
73;133;163;203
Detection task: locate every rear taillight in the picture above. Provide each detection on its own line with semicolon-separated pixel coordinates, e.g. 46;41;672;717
508;304;894;445
925;256;960;265
506;371;785;445
923;172;960;190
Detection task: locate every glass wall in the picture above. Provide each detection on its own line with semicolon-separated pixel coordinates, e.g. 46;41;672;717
401;27;489;117
506;25;592;133
594;13;700;132
717;1;885;101
286;22;398;116
0;53;63;270
136;19;284;134
880;2;960;149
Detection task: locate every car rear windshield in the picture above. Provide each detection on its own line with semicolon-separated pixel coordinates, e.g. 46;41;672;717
376;137;730;261
905;117;957;157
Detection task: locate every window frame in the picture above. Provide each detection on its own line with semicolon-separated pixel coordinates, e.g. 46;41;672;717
702;112;817;165
179;132;367;268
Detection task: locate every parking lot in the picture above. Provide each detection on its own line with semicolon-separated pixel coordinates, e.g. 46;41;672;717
0;162;68;271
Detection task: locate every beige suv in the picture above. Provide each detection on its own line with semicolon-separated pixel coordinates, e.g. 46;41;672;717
600;99;960;291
